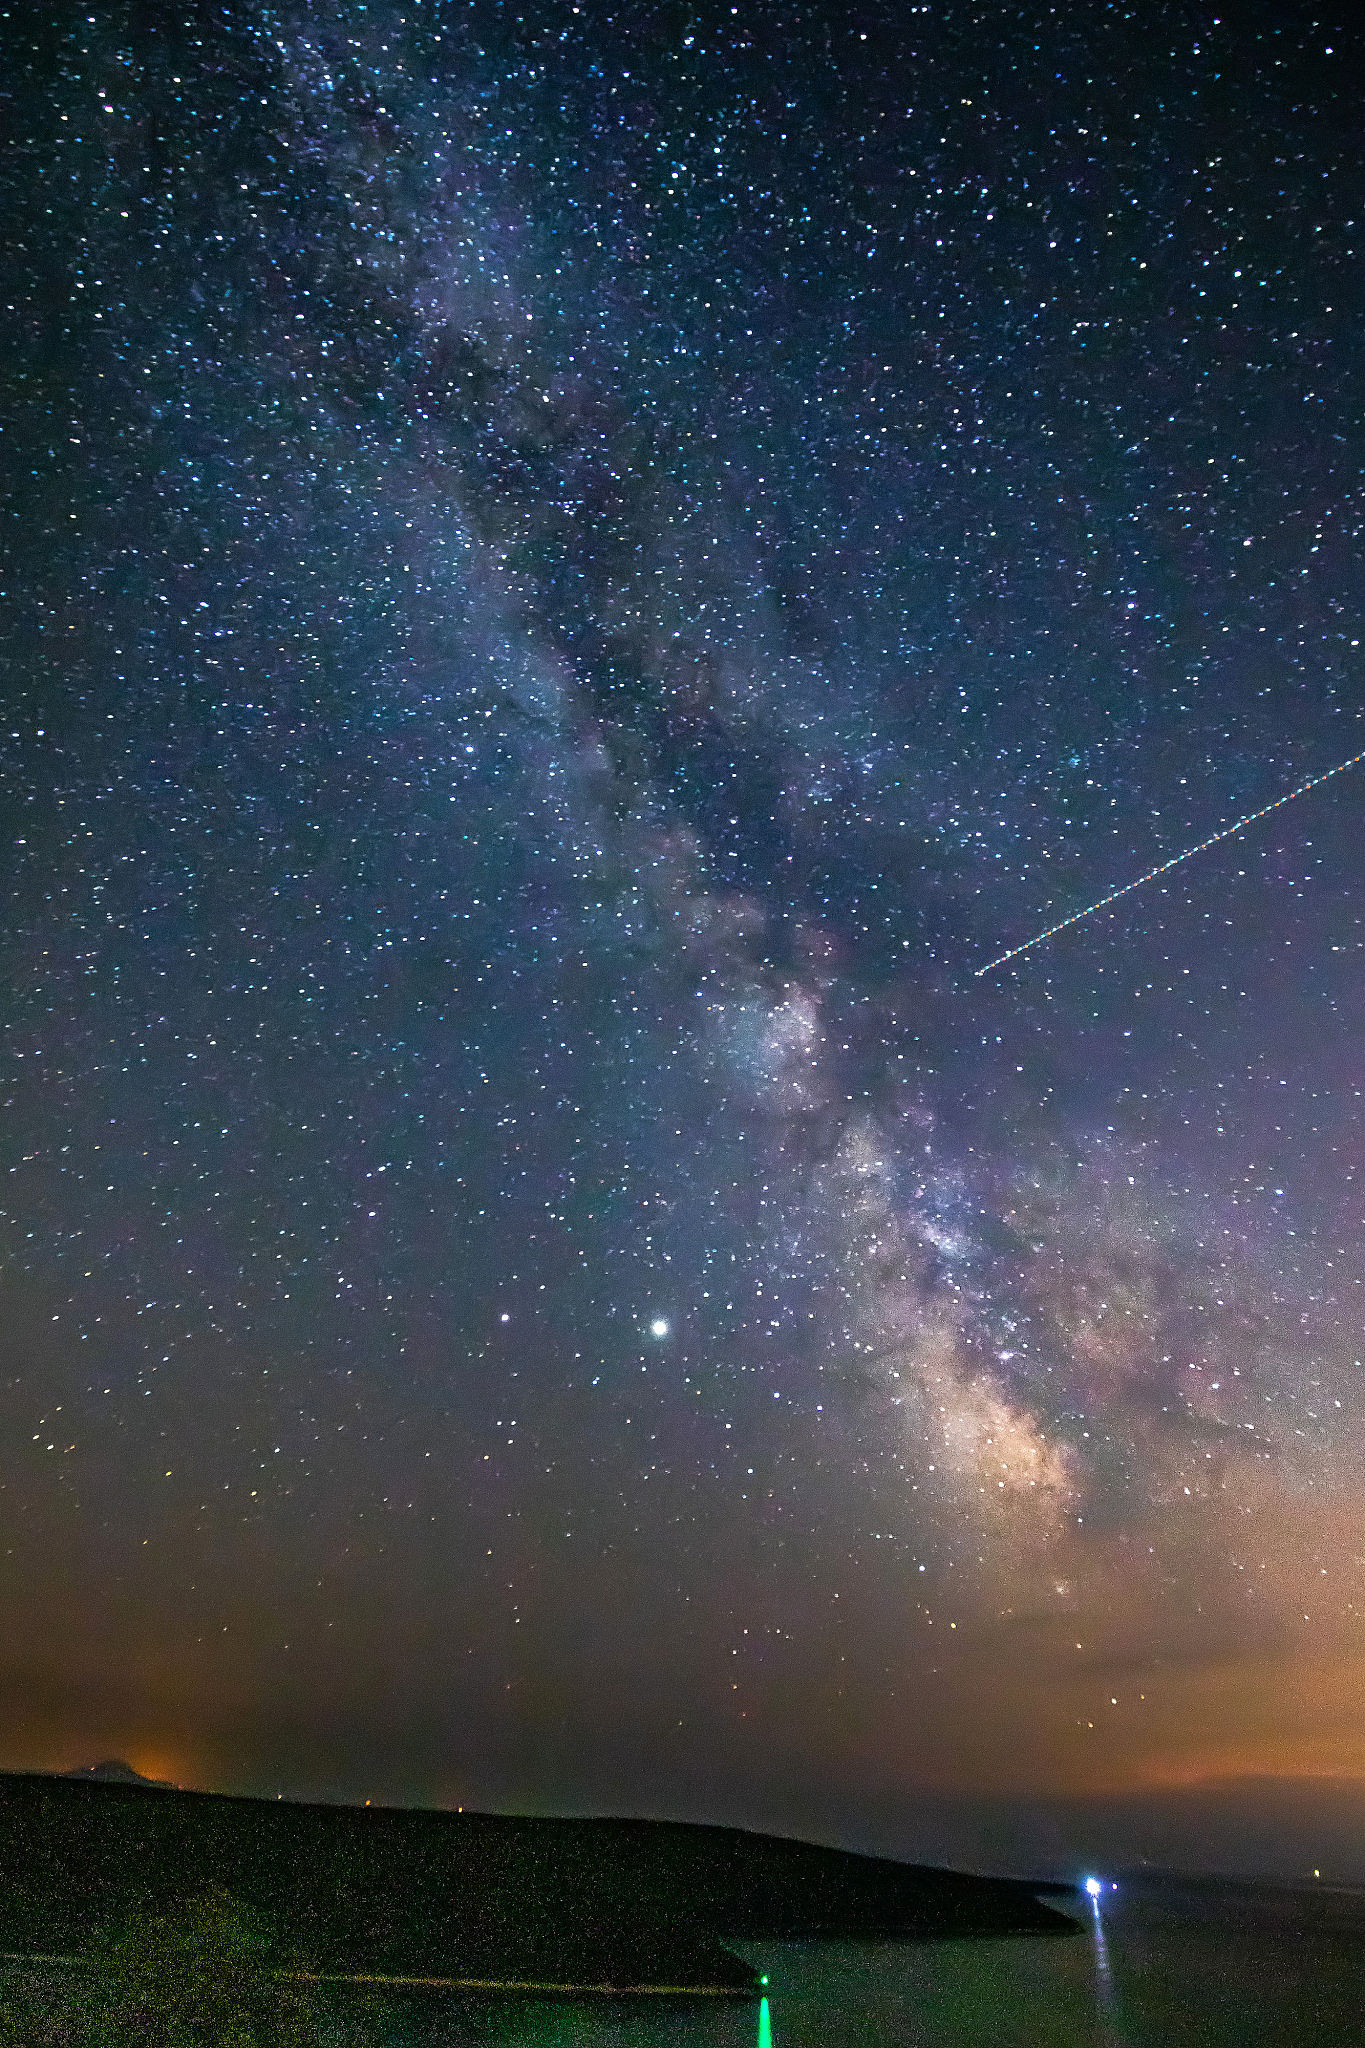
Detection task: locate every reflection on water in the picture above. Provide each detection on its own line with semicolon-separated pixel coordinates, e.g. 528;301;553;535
327;1877;1365;2046
1087;1881;1119;2044
732;1878;1365;2048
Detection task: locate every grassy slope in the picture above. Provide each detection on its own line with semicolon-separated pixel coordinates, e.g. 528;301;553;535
0;1773;1075;1991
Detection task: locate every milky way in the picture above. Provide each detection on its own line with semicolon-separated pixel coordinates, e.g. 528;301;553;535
3;2;1363;1873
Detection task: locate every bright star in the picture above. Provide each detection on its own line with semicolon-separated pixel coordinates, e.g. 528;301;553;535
649;1317;670;1339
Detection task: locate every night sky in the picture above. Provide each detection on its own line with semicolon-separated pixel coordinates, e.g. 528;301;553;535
4;1;1363;1877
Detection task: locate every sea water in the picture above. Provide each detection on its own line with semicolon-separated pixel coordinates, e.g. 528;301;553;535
368;1876;1365;2047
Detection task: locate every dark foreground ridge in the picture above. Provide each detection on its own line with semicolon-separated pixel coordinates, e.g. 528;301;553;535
0;1770;1075;1996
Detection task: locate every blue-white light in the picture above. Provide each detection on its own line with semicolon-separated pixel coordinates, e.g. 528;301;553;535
1084;1875;1104;1898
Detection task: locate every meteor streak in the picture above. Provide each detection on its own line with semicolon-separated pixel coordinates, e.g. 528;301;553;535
975;746;1365;977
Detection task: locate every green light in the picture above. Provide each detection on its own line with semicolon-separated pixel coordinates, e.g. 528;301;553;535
757;1993;773;2048
760;1974;769;1986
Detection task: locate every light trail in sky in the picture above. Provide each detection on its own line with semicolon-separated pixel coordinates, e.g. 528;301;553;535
975;745;1365;977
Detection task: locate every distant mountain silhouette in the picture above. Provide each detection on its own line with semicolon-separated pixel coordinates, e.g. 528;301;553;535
61;1759;175;1789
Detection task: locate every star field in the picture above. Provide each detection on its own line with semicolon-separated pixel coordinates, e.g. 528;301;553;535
2;0;1363;1867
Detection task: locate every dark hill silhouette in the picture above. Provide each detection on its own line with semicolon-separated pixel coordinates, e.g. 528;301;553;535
0;1771;1076;1996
